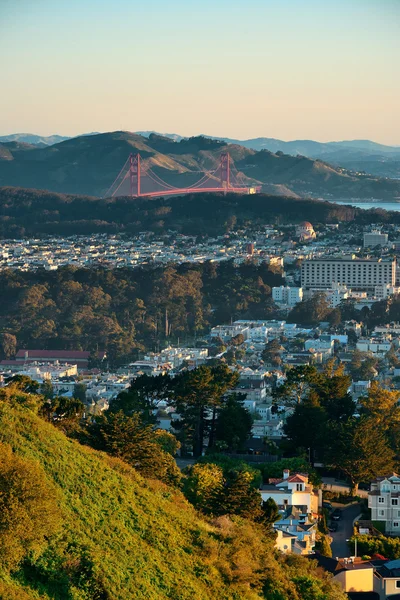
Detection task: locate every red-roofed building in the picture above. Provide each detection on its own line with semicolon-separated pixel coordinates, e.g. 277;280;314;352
11;349;106;370
260;469;321;515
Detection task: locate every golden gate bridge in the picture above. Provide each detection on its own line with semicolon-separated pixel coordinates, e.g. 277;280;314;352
104;152;261;198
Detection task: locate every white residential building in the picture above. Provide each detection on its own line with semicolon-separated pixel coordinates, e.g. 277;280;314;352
356;338;392;355
304;337;334;357
368;474;400;535
374;284;400;300
272;286;303;306
210;324;249;341
259;469;320;515
18;363;78;381
350;380;371;401
363;231;388;248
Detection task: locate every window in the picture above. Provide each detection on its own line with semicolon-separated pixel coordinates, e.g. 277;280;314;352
394;522;399;528
379;497;385;503
396;580;400;589
296;484;303;491
392;499;398;506
379;510;385;516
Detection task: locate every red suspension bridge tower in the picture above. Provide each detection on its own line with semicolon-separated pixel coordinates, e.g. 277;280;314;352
129;153;141;197
220;152;230;192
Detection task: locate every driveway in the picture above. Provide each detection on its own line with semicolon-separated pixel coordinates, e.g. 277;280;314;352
322;477;368;499
330;503;361;559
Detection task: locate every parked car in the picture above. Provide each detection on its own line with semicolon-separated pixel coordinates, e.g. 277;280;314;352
331;509;342;521
328;521;338;532
358;483;370;491
322;501;333;511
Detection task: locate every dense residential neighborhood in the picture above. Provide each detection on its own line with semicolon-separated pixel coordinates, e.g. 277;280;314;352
3;217;400;599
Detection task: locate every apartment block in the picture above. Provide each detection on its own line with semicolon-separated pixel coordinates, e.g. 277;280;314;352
301;258;396;291
272;286;303;306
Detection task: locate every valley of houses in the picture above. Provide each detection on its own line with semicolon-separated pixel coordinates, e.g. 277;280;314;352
1;220;400;276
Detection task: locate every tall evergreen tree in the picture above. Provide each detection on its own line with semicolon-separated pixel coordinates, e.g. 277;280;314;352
170;365;239;457
214;393;253;452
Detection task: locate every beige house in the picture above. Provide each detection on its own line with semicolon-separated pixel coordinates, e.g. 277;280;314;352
312;554;400;599
274;506;317;555
275;529;297;554
311;555;375;595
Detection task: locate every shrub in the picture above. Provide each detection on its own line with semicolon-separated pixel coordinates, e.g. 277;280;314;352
0;443;61;572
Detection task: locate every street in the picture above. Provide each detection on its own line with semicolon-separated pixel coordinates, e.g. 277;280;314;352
330;502;362;558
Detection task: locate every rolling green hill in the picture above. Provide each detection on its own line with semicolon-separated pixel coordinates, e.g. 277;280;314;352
0;131;400;200
0;395;346;599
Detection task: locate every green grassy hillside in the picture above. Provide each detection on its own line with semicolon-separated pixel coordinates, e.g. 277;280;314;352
0;397;346;600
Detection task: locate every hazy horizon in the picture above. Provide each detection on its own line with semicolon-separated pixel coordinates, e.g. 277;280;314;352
0;129;400;147
1;0;399;145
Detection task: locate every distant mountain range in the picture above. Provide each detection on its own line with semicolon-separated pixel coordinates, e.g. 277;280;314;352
1;131;400;200
137;132;400;180
0;132;100;146
0;133;70;146
2;131;400;180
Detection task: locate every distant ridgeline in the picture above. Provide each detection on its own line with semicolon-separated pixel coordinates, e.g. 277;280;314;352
1;131;400;198
0;187;399;238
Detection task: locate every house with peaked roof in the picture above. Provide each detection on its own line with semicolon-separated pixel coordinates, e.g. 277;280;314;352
260;469;321;515
309;555;376;597
275;529;298;554
368;474;400;535
374;558;400;599
311;554;400;599
273;506;317;555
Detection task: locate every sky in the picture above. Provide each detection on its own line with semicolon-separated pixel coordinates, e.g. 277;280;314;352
0;0;399;144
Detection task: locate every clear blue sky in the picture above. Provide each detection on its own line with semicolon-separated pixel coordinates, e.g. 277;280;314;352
1;0;399;143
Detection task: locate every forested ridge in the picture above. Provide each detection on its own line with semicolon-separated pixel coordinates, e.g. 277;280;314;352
0;262;283;362
0;379;347;599
0;186;399;238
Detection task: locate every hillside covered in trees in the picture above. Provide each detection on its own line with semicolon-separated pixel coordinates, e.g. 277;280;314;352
1;186;400;239
0;379;347;599
0;262;283;363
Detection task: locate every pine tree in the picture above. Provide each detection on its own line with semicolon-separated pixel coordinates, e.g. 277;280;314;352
258;497;281;528
222;470;262;520
89;411;181;486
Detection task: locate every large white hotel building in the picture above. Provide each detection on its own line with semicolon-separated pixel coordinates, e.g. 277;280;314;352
301;257;396;291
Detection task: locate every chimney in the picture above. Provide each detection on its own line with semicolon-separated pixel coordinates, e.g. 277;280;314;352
25;351;29;361
283;469;290;480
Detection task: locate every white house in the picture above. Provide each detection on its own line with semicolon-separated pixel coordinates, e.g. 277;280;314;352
260;469;320;515
304;337;334;357
210;324;249;341
356;338;392;355
368;473;400;535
